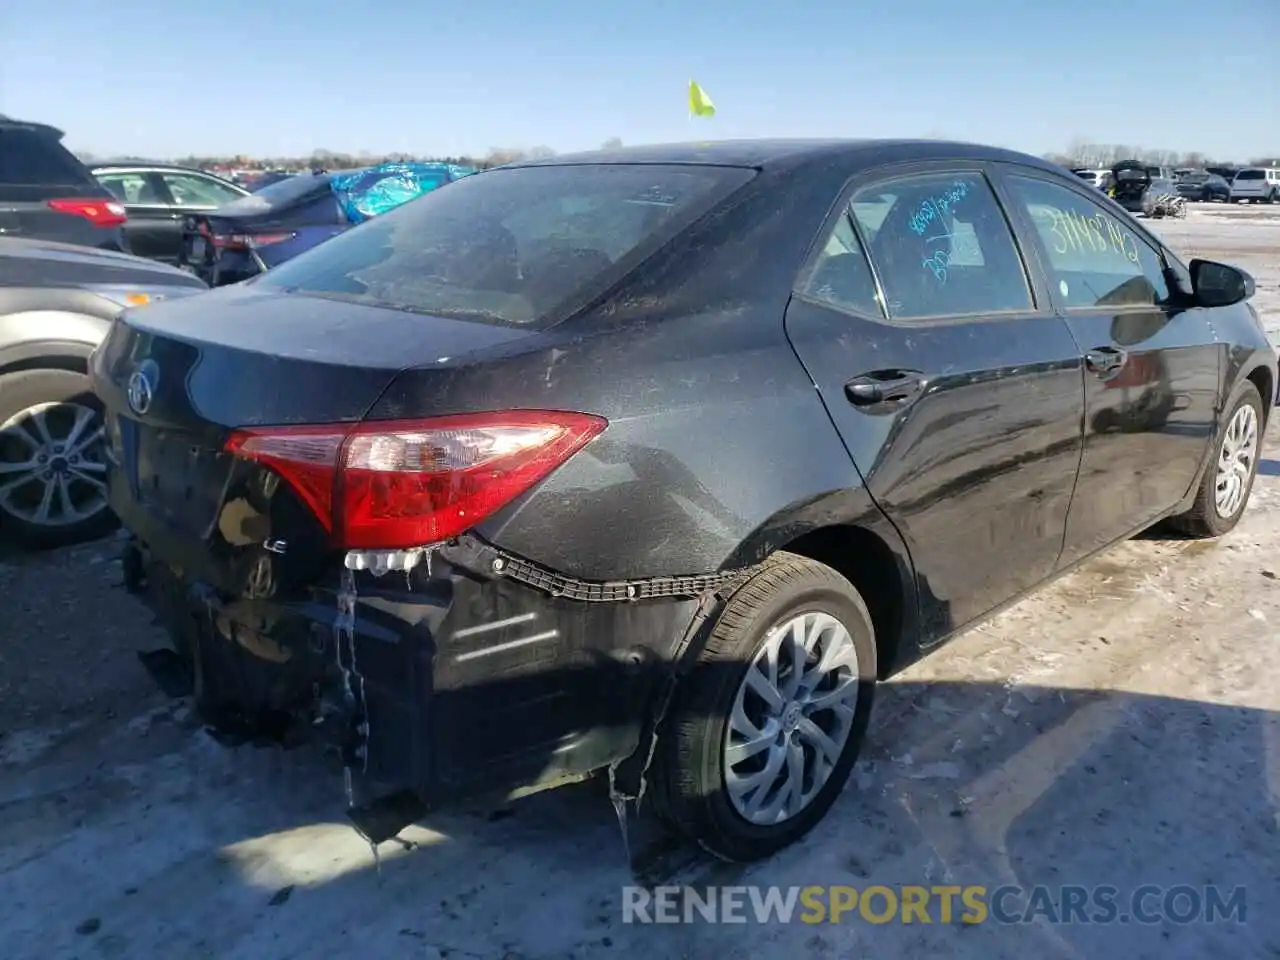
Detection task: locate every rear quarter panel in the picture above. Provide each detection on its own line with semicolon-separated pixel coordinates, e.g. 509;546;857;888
367;160;905;582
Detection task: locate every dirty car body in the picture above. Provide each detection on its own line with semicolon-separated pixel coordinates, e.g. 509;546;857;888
92;140;1277;861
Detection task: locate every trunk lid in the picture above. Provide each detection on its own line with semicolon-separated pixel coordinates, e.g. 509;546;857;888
92;286;535;580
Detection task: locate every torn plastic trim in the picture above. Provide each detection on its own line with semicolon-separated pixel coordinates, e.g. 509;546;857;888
605;565;756;866
437;533;754;603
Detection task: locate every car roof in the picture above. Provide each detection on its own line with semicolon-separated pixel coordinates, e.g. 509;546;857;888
0;115;66;139
91;162;233;176
503;138;1066;175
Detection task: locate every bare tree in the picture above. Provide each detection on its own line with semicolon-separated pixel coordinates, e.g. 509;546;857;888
600;137;623;150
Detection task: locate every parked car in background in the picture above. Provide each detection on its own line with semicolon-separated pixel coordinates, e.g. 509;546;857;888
1072;168;1115;192
1229;168;1280;203
1176;171;1231;202
0;237;207;546
1;115;130;252
178;161;474;286
1206;165;1240;183
95;138;1275;862
1142;178;1185;218
1109;160;1154;212
92;164;249;265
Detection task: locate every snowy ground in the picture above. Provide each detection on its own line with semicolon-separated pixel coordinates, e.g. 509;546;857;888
1;204;1278;960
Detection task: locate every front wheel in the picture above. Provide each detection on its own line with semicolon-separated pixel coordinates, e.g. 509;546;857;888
1169;380;1263;538
0;368;116;548
650;552;878;862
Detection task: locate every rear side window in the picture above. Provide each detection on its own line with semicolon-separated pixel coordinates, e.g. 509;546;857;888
1004;175;1169;309
258;163;754;326
799;212;883;318
848;172;1034;320
0;127;93;185
161;172;245;207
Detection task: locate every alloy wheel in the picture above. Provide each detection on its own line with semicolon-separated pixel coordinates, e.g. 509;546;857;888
1214;402;1258;519
723;610;860;825
0;401;110;530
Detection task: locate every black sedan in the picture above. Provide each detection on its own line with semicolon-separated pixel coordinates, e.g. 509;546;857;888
92;164;249;264
1177;172;1231;202
91;139;1275;862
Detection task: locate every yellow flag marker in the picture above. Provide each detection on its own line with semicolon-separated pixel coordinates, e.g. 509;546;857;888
688;80;716;118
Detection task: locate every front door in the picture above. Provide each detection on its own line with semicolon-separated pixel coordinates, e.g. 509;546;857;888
994;168;1221;565
784;164;1085;641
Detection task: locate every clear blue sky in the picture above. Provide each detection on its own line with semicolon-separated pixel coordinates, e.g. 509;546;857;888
2;0;1276;161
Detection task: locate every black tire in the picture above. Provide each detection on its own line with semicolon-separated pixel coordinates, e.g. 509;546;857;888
650;551;878;862
1169;380;1264;538
0;367;117;549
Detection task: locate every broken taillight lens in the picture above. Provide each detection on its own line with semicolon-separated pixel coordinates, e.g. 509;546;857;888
223;410;608;550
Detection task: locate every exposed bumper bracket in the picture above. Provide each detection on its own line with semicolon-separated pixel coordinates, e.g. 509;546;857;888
439;533;753;603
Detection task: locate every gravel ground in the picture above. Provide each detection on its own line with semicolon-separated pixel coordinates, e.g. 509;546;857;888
0;204;1278;959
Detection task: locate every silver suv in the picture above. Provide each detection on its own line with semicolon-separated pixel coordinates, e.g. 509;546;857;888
0;238;206;546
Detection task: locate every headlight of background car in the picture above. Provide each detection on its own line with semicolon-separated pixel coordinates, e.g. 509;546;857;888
84;283;208;310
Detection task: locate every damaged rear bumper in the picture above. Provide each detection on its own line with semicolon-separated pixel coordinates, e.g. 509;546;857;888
122;531;744;813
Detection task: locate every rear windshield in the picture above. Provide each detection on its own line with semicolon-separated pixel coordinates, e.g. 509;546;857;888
257;162;755;326
215;171;332;213
0;126;94;186
1181;173;1209;183
1236;170;1265;180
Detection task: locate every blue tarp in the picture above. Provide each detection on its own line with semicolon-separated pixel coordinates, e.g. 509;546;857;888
328;162;476;224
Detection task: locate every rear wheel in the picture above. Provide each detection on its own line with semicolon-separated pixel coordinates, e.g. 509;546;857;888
1169;380;1263;538
0;368;116;548
651;552;878;862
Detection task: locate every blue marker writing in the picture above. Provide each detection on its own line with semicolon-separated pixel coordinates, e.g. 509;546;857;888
909;179;971;236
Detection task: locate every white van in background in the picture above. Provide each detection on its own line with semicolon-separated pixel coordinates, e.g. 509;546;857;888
1229;168;1280;203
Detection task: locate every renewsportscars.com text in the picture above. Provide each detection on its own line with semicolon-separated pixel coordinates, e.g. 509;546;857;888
622;884;1247;925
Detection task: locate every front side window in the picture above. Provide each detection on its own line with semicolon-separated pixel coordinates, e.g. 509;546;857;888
1005;175;1169;309
161;172;244;207
259;163;754;327
847;171;1034;320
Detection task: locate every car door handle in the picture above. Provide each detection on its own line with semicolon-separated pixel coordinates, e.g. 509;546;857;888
1085;346;1127;374
845;370;926;407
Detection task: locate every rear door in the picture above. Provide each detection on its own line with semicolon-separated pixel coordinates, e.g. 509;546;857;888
0;123;123;249
783;163;1085;641
96;169;175;261
993;166;1221;565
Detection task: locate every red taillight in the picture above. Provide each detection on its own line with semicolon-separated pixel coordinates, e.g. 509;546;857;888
47;197;128;227
224;410;608;550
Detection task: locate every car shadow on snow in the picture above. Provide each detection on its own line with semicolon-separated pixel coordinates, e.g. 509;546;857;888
3;664;1277;959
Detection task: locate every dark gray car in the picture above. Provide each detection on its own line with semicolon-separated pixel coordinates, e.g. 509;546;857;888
93;139;1276;862
91;164;248;264
0;238;207;546
0;115;131;252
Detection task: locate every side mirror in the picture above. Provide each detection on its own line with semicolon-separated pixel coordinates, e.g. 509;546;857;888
1189;258;1254;308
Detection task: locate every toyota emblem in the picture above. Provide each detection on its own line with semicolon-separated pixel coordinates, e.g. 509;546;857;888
126;359;158;416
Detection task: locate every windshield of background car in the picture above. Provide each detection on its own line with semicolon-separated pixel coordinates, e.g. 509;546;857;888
1182;173;1209;183
1236;170;1265;180
257;162;755;327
